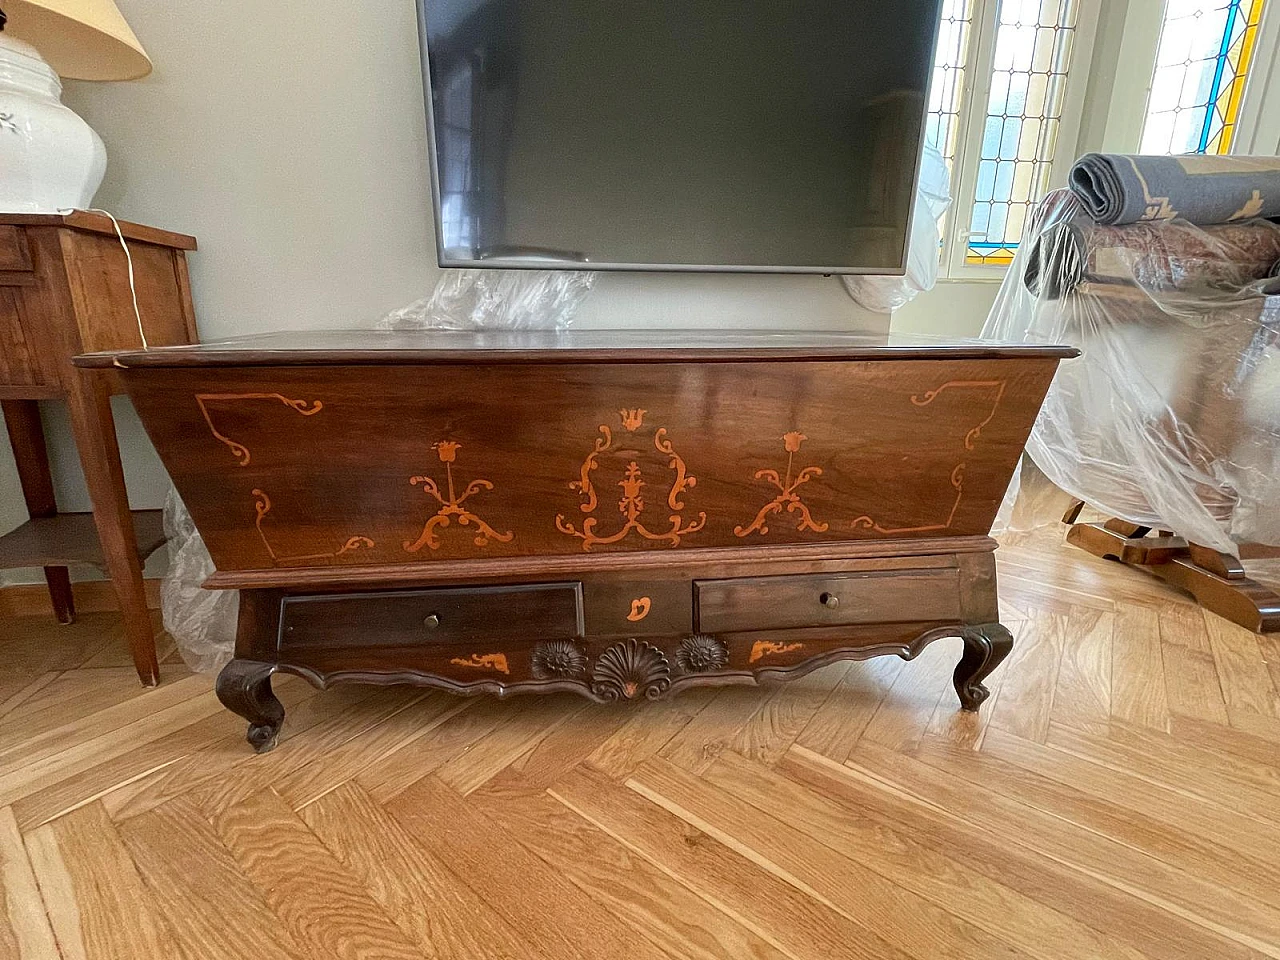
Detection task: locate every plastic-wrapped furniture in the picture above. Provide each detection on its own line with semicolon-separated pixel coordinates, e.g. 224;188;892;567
986;190;1280;631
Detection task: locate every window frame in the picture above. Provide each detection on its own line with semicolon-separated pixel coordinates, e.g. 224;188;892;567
938;0;1103;281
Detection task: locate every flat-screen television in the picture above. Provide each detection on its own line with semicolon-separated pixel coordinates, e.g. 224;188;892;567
417;0;941;274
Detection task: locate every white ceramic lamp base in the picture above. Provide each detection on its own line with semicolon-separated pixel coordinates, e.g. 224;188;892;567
0;32;106;213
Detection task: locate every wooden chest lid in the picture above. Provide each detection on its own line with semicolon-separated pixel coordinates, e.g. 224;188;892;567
75;328;1079;368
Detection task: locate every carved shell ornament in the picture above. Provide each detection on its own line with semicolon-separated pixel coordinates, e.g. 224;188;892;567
531;640;588;680
675;635;729;673
591;639;672;701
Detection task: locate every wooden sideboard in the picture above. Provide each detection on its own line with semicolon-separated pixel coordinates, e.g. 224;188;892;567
1;213;197;685
78;330;1074;750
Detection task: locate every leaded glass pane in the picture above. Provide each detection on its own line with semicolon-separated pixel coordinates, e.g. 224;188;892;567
966;0;1079;266
1140;0;1268;156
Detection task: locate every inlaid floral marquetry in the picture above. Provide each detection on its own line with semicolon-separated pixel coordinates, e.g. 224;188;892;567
405;441;514;553
735;431;830;538
556;408;706;552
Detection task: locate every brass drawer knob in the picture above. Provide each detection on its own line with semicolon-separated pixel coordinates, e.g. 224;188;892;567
820;592;839;609
423;613;441;629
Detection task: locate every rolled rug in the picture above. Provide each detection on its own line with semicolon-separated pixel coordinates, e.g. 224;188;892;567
1024;190;1280;299
1070;153;1280;226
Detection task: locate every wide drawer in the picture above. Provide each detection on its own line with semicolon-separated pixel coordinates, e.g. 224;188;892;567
280;582;584;651
695;568;961;634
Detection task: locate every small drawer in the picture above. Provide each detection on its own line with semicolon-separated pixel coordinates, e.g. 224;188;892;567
0;226;33;273
695;568;961;634
280;582;584;652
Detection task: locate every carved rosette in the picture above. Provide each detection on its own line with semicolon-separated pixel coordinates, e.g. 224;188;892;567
531;640;589;680
590;639;672;701
675;635;729;674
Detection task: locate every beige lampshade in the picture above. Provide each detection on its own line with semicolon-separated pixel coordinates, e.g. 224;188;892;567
3;0;151;80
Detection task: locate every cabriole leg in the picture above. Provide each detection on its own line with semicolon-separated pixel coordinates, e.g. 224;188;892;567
953;622;1013;711
216;659;284;752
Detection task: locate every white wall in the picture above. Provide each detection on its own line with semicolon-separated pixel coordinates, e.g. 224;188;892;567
0;0;889;585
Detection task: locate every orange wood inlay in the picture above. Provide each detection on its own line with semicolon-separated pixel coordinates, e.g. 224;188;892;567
556;409;706;552
196;393;323;466
627;597;652;622
449;653;511;675
251;489;374;565
749;640;804;664
850;380;1005;535
735;431;830;538
404;441;514;553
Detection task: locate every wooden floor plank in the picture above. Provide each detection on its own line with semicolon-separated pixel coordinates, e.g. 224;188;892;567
24;802;182;960
550;763;917;960
0;806;59;960
388;775;675;960
989;611;1067;742
468;776;789;960
628;756;1037;960
840;741;1280;957
858;639;958;753
587;690;716;780
434;695;587;795
1111;605;1170;731
706;749;1149;960
1047;607;1112;734
1205;615;1280;721
659;686;776;775
301;780;546;960
118;798;313;960
728;662;852;766
795;655;905;761
209;787;428;960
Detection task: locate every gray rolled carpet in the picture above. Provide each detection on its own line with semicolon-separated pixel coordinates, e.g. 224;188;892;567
1069;153;1280;226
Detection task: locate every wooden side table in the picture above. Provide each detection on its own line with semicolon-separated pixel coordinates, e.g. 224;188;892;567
0;212;197;685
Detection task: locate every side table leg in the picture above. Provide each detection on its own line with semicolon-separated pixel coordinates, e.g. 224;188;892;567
216;659;285;753
1;400;76;624
954;622;1014;710
64;372;159;686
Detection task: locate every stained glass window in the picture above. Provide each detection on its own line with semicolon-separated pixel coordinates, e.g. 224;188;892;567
966;0;1079;266
927;0;976;169
1140;0;1268;156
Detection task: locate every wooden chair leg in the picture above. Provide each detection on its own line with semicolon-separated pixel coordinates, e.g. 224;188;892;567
63;373;159;686
1;399;76;624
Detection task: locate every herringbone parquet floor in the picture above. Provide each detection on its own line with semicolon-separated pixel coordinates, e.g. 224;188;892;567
3;531;1280;959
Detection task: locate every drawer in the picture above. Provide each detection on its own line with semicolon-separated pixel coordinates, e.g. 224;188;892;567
280;582;584;652
695;568;961;634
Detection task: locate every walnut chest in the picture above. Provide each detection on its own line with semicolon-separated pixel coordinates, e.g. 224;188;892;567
78;329;1075;751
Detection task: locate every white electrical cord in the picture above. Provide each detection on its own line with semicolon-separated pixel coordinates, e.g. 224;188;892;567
57;206;148;350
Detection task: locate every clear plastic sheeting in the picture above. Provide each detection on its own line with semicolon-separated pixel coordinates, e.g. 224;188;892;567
162;487;237;673
377;268;596;332
842;144;951;313
985;189;1280;556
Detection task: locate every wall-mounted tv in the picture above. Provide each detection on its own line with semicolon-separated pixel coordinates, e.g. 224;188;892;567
417;0;941;274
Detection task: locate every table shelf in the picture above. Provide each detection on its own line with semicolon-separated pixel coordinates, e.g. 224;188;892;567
0;510;166;571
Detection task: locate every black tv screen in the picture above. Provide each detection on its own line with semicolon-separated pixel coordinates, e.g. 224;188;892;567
418;0;941;274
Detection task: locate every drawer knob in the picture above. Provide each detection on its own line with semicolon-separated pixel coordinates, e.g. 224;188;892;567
820;592;839;609
423;613;441;629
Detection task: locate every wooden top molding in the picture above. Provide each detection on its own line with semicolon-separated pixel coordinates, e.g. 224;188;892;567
0;212;197;250
75;329;1079;369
